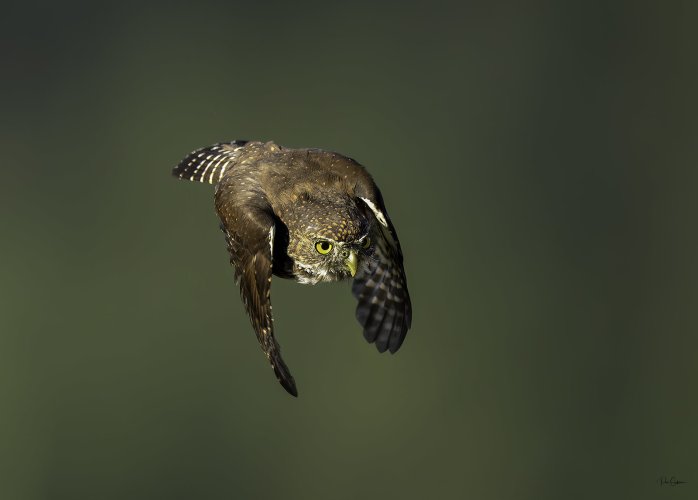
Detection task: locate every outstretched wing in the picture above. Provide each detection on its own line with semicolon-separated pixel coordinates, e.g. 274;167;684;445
353;193;412;354
215;188;297;397
173;140;248;184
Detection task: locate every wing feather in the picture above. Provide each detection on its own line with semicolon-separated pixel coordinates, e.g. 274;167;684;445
352;191;412;354
217;195;297;397
172;140;248;184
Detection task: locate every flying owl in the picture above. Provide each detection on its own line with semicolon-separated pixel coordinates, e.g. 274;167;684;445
172;140;412;396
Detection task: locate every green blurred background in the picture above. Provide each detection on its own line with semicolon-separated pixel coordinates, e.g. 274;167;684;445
2;1;696;499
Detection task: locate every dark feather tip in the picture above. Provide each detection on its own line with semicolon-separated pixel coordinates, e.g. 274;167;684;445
274;364;298;397
281;379;298;397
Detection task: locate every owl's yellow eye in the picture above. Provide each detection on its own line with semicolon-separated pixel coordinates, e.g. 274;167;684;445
362;237;371;249
315;241;333;254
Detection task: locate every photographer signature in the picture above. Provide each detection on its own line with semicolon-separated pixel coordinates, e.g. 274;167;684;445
658;476;687;486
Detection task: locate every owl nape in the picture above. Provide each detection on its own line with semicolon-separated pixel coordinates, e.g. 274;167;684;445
172;140;411;396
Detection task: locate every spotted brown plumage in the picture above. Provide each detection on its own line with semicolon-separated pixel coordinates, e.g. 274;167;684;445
172;140;412;396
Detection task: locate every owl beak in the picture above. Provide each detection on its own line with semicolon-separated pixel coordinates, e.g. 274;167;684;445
345;251;358;277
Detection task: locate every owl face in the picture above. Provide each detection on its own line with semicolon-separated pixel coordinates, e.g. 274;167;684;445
280;193;375;284
291;232;374;284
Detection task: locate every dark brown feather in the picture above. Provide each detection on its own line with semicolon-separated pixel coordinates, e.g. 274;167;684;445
216;187;297;397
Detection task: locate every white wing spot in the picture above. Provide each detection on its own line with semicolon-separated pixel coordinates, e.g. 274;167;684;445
200;154;222;182
360;197;388;227
268;226;275;257
219;160;231;181
208;154;229;184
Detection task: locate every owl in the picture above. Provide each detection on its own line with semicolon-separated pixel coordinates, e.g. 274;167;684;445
172;140;412;396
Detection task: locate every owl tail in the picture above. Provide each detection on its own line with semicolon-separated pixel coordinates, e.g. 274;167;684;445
172;140;248;184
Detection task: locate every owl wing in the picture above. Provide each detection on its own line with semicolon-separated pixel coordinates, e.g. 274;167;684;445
353;190;412;354
312;151;412;353
172;140;249;184
215;191;298;397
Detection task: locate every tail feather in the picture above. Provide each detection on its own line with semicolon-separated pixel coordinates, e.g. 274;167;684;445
172;140;248;184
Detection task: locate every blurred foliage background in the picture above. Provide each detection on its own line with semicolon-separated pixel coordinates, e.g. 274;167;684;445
2;1;697;499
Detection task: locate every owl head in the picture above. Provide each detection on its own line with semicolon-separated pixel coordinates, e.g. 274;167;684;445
282;194;375;284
